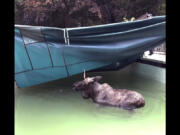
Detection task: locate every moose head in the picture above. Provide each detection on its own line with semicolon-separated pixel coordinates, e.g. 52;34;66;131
72;70;102;91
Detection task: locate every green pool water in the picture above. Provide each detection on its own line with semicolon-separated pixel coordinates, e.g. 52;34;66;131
15;70;165;135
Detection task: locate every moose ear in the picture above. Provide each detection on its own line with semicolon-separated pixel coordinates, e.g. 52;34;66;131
93;76;102;82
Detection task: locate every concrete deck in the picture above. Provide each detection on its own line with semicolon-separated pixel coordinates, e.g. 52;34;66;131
142;51;166;64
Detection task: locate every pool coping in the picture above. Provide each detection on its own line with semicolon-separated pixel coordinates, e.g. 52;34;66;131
136;58;166;68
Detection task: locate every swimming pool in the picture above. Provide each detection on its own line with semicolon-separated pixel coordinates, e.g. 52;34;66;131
15;62;165;135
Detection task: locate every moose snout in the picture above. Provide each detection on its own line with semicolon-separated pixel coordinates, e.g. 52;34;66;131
72;81;85;91
72;82;78;91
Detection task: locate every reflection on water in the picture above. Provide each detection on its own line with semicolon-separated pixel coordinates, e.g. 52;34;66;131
15;71;165;135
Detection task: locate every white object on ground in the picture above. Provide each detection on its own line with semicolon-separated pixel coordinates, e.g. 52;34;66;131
143;51;166;63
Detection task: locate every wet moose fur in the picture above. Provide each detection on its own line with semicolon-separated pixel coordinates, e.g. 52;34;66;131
73;72;145;110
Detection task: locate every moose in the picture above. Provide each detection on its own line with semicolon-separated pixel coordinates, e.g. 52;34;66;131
72;70;145;110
